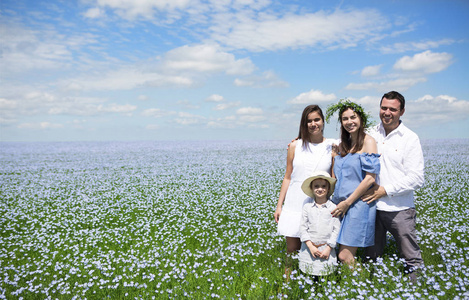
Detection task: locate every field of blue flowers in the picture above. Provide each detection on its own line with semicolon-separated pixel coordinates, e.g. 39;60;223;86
1;139;468;299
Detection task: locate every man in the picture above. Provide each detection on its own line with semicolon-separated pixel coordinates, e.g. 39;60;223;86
363;91;425;277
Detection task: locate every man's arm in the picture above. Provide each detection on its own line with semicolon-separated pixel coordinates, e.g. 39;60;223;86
382;134;424;197
362;183;386;203
363;133;424;203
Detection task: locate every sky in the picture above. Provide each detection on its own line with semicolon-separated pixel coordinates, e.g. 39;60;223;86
1;0;468;142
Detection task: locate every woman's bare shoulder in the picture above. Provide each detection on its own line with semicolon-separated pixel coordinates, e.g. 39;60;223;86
365;134;376;141
363;134;377;153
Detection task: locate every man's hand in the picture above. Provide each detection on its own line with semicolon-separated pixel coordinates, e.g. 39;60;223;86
362;183;387;204
332;144;339;158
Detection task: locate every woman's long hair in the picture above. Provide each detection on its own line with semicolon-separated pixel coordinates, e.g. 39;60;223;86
340;106;366;156
297;105;325;145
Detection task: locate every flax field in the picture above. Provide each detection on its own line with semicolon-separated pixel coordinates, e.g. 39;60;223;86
1;139;468;299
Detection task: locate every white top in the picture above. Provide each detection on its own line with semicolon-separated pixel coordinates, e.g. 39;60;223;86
299;200;340;248
368;122;425;212
277;138;337;237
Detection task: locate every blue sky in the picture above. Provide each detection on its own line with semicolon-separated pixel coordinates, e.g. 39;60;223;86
1;0;468;142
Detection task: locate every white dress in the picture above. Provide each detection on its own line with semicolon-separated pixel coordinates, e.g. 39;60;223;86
277;138;336;237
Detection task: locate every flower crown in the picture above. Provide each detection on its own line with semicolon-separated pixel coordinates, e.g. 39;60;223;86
325;99;374;128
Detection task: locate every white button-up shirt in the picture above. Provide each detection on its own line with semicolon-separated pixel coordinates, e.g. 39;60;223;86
368;121;425;212
299;200;341;248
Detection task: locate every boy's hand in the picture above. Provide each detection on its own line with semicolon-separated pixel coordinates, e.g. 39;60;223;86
306;242;321;258
319;246;332;259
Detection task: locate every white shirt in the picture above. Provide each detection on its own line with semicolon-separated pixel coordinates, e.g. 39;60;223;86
368;121;425;212
299;200;341;248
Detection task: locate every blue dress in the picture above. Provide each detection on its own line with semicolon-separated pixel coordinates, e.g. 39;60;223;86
332;153;380;247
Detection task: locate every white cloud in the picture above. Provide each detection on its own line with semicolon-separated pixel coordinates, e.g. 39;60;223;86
141;108;175;118
404;95;469;126
393;50;453;74
2;91;138;118
234;70;288;88
236;107;263;115
207;115;237;129
0;98;17;110
0;25;70;74
18;122;64;129
416;94;457;104
0;117;17;125
70;119;88;129
345;77;427;92
347;51;452;93
213;101;241;111
145;124;160;130
235;106;266;124
83;7;106;19
177;100;200;109
229;0;271;10
86;0;272;22
208;105;268;128
62;68;194;91
289;89;336;104
83;1;390;54
58;43;255;92
260;70;289;87
238;115;266;123
98;104;137;113
205;94;225;102
175;111;206;125
205;94;240;110
54;45;255;91
356;95;381;110
361;65;383;77
380;39;456;54
234;78;255;87
0;22;97;75
56;44;256;92
88;0;192;20
161;44;255;75
48;102;136;116
210;8;388;51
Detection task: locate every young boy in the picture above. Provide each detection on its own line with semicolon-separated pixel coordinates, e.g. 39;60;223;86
298;170;341;276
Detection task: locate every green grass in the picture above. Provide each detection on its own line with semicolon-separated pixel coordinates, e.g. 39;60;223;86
1;140;468;299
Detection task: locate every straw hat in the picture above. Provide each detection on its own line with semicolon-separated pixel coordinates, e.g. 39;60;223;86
301;170;336;199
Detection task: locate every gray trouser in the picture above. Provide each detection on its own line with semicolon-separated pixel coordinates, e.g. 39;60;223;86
365;208;423;269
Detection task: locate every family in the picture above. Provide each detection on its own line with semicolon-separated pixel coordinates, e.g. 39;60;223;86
274;91;424;281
